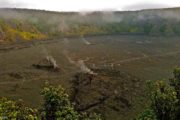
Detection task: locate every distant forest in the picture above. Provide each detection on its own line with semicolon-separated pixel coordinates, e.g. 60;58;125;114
1;8;180;42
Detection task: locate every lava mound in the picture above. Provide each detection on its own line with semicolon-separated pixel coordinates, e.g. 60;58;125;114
70;68;145;119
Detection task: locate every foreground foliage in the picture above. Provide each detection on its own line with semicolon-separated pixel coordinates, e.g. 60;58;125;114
0;84;101;120
136;68;180;120
40;85;79;120
0;98;38;119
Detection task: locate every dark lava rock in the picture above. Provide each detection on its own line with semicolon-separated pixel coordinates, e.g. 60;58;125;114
70;68;145;119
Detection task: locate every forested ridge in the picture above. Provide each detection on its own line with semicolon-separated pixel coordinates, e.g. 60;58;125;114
1;8;180;42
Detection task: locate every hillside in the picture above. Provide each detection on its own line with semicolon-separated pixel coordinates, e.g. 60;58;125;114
1;8;180;42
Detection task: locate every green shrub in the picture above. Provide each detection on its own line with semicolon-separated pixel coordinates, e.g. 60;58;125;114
135;109;157;120
148;80;178;120
136;68;180;120
40;83;102;120
170;68;180;119
41;85;79;120
0;98;38;120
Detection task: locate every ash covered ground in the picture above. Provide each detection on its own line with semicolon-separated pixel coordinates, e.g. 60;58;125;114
1;35;180;119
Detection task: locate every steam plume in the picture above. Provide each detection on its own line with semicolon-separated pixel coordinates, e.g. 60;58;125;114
63;50;97;75
40;45;59;69
81;36;91;45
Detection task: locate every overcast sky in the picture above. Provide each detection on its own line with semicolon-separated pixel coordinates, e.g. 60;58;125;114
1;0;180;12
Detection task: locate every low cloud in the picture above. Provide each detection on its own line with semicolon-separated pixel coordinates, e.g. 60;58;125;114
122;3;170;11
0;0;27;8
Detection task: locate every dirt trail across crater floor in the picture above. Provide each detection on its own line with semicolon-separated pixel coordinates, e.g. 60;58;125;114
117;50;180;64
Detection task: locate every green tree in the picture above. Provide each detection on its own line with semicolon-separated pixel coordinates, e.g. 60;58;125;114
136;68;180;120
148;80;178;120
41;84;102;120
136;80;178;120
170;68;180;119
170;68;180;100
41;85;79;120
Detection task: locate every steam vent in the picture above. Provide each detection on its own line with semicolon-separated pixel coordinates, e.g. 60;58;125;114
32;56;60;72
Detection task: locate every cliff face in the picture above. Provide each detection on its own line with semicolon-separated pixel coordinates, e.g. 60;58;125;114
0;18;47;42
1;8;180;42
